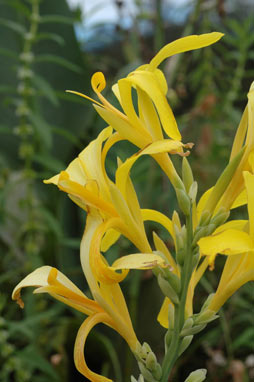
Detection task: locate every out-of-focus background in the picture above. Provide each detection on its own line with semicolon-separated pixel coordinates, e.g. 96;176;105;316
0;0;254;381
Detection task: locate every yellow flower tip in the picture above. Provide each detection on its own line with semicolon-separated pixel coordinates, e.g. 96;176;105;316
16;297;24;309
92;72;106;93
208;255;216;271
47;267;58;284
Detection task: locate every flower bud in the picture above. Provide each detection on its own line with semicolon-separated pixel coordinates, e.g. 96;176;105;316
184;369;207;382
158;274;179;304
182;157;194;192
178;335;193;356
176;188;191;216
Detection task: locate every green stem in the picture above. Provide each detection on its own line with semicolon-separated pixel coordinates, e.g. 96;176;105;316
161;212;193;382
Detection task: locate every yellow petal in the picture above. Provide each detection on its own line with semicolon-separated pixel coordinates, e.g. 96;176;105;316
244;171;254;238
198;229;254;259
148;32;224;70
231;189;247;209
12;266;101;315
127;70;181;140
111;253;166;270
117;78;152;137
152;231;178;274
74;313;113;382
101;228;121;252
230;106;248;161
94;104;151;148
157;297;171;329
137;86;163;140
116;140;186;198
142;208;175;241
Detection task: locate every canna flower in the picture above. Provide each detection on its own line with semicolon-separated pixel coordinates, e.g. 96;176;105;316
198;81;254;219
198;167;254;311
44;126;189;284
12;214;140;382
67;32;223;188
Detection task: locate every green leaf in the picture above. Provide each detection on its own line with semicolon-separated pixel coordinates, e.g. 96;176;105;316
33;153;65;173
0;47;19;60
51;126;82;149
39;15;75;25
0;0;30;17
34;54;82;73
19;345;60;381
28;113;52;149
0;17;26;34
32;74;59;106
35;33;65;46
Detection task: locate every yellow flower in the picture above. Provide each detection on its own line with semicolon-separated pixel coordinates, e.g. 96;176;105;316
67;32;223;187
198;82;254;219
12;214;139;382
44;126;189;284
198;170;254;311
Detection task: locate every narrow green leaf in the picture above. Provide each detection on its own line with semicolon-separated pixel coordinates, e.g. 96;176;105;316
28;113;52;149
0;47;19;60
34;54;82;73
0;17;26;34
35;33;65;46
39;15;75;25
0;0;30;16
32;74;59;106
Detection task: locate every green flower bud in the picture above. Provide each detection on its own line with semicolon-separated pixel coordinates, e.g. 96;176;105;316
176;248;185;267
188;181;198;203
163;269;181;294
210;208;230;227
182;157;194;192
165;329;173;351
158;274;179;304
199;210;212;226
195;309;218;325
182;317;194;331
153;364;162;380
176;188;191;216
180;323;206;337
146;352;157;371
138;362;157;382
168;304;175;330
204;147;245;214
192;226;207;246
201;293;215;312
178;335;193;356
184;369;207;382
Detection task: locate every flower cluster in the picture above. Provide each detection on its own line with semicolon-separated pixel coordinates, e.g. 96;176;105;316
12;32;254;382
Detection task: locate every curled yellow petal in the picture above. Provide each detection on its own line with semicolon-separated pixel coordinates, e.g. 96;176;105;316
12;266;101;316
148;32;224;70
74;313;114;382
198;229;254;263
111;253;166;270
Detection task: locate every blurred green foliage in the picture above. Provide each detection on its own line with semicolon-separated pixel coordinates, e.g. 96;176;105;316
0;0;253;381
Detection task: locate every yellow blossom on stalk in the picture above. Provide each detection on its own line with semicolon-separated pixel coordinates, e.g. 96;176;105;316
199;82;254;219
198;169;254;311
44;126;190;284
67;32;223;187
12;214;140;382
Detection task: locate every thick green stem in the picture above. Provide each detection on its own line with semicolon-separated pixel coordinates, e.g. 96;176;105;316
161;212;193;382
